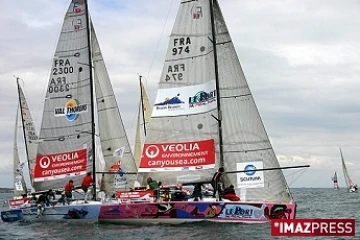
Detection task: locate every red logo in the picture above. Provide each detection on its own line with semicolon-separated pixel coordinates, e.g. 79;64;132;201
139;139;215;171
109;161;121;172
34;149;87;180
271;219;355;237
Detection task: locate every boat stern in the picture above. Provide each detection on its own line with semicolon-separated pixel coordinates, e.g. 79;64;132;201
1;209;24;222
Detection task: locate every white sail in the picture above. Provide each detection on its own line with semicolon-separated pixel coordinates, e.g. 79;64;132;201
34;0;94;191
17;80;38;186
138;0;292;203
333;172;339;189
340;147;355;190
134;80;152;167
13;102;27;196
92;23;139;193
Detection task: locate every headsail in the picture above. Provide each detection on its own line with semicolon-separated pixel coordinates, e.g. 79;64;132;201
34;0;94;191
138;0;292;203
212;0;292;202
92;23;139;193
134;79;152;167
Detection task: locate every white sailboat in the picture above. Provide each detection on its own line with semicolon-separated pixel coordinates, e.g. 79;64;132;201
13;80;31;197
98;0;309;224
4;78;38;212
340;148;357;193
332;172;339;190
1;0;137;222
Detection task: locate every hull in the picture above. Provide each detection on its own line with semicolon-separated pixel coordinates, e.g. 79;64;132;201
98;201;296;225
1;200;102;222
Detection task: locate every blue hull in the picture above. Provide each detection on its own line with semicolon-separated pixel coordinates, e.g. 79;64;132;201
1;202;102;222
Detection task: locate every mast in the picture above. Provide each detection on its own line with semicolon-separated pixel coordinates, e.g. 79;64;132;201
209;0;224;167
85;0;96;200
16;77;32;186
139;75;147;136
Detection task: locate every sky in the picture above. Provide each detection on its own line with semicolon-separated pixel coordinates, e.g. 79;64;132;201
0;0;359;189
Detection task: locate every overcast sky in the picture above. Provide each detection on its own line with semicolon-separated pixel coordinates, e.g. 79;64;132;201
0;0;359;189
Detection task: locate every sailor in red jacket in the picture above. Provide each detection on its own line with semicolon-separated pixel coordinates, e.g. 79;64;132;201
81;172;93;203
64;180;74;204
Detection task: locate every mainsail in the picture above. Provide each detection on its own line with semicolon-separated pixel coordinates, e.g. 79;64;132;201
34;0;94;191
13;101;27;196
138;0;292;203
92;24;139;193
15;79;39;194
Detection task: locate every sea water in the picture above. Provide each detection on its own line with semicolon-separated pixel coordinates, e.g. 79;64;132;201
0;188;358;240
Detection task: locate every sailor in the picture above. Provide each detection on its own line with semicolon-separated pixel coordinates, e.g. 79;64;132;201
36;193;49;217
81;172;93;203
146;177;162;201
46;189;56;202
58;193;66;205
211;167;224;200
192;183;203;201
30;194;37;207
64;180;75;204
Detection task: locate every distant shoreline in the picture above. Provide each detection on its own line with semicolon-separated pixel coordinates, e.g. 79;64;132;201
0;188;13;193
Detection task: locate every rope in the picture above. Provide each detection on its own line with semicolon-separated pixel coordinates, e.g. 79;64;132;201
287;167;309;187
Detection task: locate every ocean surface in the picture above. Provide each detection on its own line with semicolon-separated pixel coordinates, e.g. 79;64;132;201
0;188;358;240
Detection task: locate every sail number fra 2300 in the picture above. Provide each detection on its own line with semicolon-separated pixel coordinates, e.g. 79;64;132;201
48;59;73;93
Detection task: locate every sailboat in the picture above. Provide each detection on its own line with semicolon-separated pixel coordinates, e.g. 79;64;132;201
340;148;357;193
5;79;35;209
1;78;39;220
1;0;137;222
98;0;309;224
332;172;339;190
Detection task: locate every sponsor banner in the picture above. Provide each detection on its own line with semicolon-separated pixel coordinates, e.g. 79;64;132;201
138;139;215;172
33;149;88;182
236;161;264;188
218;204;266;219
271;219;355;237
8;198;31;208
151;80;216;117
54;99;88;122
